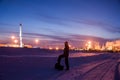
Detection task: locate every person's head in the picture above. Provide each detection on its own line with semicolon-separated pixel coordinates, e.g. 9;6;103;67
65;41;68;47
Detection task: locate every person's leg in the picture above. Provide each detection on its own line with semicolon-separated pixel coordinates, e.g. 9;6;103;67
57;54;64;65
65;56;69;70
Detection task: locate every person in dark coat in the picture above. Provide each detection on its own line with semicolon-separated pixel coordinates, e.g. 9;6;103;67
57;41;69;70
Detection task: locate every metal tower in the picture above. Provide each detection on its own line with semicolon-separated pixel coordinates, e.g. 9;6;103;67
19;24;23;47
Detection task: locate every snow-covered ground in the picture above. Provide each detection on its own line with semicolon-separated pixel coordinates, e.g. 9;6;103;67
0;48;120;80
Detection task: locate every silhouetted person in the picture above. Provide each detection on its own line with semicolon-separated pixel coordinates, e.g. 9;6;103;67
57;41;69;70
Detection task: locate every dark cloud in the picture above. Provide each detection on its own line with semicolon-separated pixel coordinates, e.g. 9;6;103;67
0;22;17;27
21;32;109;48
76;20;120;33
34;14;70;27
35;14;120;33
39;27;68;36
70;34;108;43
0;31;109;42
23;32;109;44
70;19;120;33
23;32;68;41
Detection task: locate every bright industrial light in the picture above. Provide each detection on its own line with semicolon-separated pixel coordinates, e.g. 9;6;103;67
55;47;59;50
14;40;18;43
88;41;91;44
49;47;53;50
35;39;39;43
11;36;15;39
86;41;92;50
69;44;71;47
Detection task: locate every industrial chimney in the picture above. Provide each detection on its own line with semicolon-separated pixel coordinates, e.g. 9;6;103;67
19;24;23;47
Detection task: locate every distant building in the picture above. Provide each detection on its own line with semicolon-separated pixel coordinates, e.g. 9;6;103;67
85;41;101;50
0;43;32;48
101;44;105;51
105;40;120;51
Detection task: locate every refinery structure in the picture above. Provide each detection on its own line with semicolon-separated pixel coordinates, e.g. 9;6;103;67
83;40;120;52
0;39;120;52
0;24;120;52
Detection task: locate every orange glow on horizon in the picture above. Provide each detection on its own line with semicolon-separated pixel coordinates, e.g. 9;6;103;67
88;41;91;44
85;41;92;50
14;40;18;43
49;47;53;50
55;47;59;50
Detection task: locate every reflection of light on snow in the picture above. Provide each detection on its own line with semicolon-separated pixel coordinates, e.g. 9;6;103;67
69;53;100;58
0;53;100;58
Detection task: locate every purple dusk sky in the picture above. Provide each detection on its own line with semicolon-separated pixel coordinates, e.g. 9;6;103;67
0;0;120;47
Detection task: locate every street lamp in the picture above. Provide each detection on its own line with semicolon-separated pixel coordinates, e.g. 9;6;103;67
11;36;15;40
55;47;59;50
35;39;39;48
11;36;16;45
35;39;39;43
14;39;18;44
49;47;53;50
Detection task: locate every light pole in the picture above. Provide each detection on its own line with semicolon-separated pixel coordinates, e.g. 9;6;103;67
35;39;39;48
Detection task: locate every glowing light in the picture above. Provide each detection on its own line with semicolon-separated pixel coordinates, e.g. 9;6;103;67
49;47;53;50
55;47;59;50
69;44;71;47
88;41;92;50
11;36;15;39
12;44;19;47
35;39;39;43
86;41;92;50
88;41;91;44
107;46;113;50
14;40;18;43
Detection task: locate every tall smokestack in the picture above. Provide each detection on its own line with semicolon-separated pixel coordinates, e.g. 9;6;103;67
19;24;23;47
